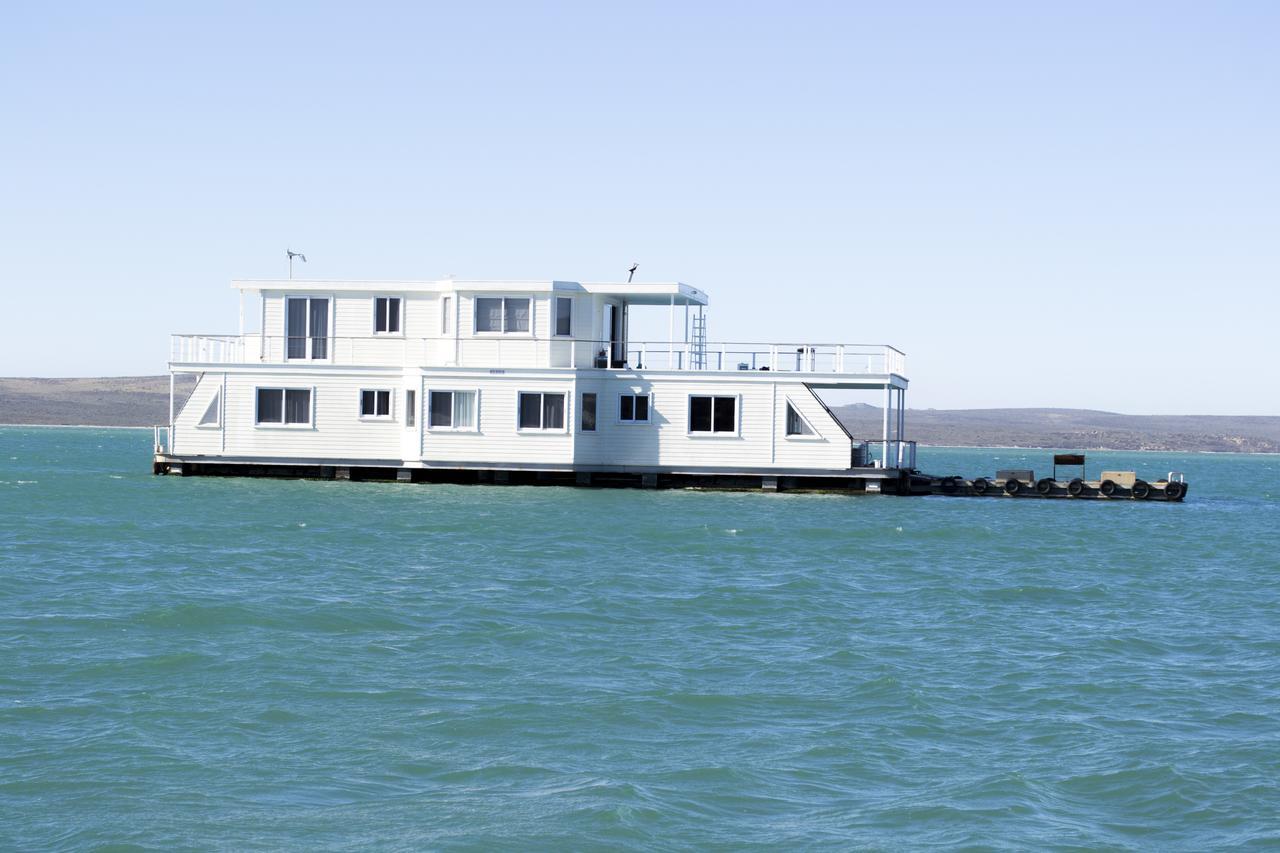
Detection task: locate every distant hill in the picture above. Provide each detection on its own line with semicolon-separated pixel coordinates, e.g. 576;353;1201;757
834;404;1280;453
0;376;196;427
2;376;1277;453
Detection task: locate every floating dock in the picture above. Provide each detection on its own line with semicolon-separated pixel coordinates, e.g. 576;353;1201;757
152;453;1188;502
907;454;1188;502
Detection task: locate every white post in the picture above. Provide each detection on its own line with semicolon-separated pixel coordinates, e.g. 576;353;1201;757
684;300;690;344
898;388;905;440
898;388;907;467
168;372;176;455
668;294;675;365
882;383;891;467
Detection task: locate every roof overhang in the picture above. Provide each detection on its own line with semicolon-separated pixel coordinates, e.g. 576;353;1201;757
231;279;708;305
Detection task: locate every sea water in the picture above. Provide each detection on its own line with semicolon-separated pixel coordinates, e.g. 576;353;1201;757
1;427;1278;850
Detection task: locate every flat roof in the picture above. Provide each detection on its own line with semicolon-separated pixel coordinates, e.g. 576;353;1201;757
232;279;708;306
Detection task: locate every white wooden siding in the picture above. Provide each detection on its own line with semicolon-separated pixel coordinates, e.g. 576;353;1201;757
218;370;406;461
420;376;575;466
172;372;225;456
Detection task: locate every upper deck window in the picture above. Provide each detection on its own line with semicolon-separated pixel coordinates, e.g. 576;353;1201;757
286;297;329;360
374;297;401;334
554;297;572;336
475;297;530;334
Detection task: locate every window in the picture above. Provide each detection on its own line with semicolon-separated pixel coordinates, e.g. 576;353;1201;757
428;390;477;430
441;296;452;335
580;393;597;432
619;393;650;423
197;390;220;427
256;388;311;426
374;297;401;334
518;392;565;431
554;296;572;336
286;297;329;359
785;401;816;437
360;389;392;419
689;395;736;434
475;296;531;333
405;389;416;427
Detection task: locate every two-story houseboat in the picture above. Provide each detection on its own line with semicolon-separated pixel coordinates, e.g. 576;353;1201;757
154;278;913;490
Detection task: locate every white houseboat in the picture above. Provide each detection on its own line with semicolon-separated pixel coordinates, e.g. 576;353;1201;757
155;277;914;490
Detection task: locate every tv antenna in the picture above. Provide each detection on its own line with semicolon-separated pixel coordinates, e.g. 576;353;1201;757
287;249;307;279
627;262;638;283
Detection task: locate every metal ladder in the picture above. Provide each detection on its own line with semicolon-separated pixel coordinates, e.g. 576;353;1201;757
691;313;707;369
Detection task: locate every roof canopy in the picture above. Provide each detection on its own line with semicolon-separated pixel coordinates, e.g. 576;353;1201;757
232;278;708;306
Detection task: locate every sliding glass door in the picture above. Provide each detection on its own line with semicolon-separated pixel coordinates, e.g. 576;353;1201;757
286;297;329;360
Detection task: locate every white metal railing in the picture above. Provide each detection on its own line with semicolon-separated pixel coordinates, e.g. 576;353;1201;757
153;425;169;454
169;334;907;377
170;335;245;364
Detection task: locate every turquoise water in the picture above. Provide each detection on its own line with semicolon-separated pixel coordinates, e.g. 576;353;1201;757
2;427;1279;850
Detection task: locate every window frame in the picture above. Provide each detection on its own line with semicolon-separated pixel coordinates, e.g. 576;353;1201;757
253;386;315;429
687;393;741;437
783;398;822;440
579;392;597;433
405;388;417;428
283;295;332;361
196;389;221;429
515;390;568;433
473;295;534;336
441;295;453;336
553;296;573;337
617;392;652;425
358;388;394;421
425;388;480;432
372;296;403;336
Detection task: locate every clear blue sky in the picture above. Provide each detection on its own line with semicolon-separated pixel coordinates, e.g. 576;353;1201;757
2;2;1276;414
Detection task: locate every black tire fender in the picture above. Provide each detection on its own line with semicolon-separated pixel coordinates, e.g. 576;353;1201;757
1004;478;1022;495
1164;481;1184;500
940;476;958;493
1036;477;1054;495
1100;479;1117;497
972;477;989;495
1067;478;1085;497
1132;480;1151;499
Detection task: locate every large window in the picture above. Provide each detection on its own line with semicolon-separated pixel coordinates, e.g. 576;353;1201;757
580;393;597;432
785;401;816;437
619;393;650;423
374;297;401;334
554;296;572;336
475;297;530;334
689;395;736;434
256;388;311;426
286;297;329;360
518;392;565;431
359;389;392;419
428;390;477;430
